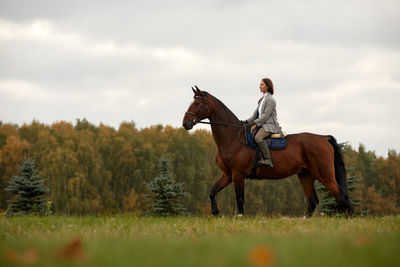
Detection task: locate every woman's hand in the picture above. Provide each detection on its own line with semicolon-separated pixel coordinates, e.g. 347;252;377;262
246;121;256;128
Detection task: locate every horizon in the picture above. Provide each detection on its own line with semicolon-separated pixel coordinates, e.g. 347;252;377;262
1;117;396;158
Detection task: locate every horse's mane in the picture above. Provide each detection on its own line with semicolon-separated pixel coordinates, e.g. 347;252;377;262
204;91;240;122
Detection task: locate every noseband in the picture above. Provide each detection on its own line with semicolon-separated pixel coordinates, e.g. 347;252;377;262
185;95;208;124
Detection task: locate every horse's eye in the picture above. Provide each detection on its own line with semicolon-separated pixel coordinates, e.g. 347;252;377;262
195;102;200;106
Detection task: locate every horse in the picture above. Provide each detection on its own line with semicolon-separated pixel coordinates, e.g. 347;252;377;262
182;86;354;217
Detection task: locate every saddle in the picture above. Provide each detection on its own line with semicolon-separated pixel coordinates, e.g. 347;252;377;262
245;126;287;150
245;126;287;179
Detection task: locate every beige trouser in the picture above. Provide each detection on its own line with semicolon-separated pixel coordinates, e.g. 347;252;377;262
254;127;272;143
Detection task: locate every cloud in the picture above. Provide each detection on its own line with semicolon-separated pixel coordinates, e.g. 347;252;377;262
0;1;399;156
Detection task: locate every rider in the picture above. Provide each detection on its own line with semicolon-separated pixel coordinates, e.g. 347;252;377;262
244;78;281;168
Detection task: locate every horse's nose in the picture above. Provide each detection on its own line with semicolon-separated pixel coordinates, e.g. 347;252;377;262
183;121;189;130
182;120;192;130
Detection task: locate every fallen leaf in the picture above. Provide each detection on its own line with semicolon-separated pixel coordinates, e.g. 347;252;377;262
3;249;19;264
248;244;275;267
55;237;88;262
3;248;39;265
353;235;371;246
19;248;39;265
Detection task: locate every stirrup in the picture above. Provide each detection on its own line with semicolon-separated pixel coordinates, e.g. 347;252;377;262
258;158;274;168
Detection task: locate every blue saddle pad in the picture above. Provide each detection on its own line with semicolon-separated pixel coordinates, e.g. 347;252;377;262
246;128;287;150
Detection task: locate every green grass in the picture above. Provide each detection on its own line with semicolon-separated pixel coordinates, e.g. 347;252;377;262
1;215;399;267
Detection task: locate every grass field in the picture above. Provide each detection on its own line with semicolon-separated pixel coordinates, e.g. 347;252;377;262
1;215;399;267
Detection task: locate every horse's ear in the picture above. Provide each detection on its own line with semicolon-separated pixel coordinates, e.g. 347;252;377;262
192;86;197;95
195;85;201;95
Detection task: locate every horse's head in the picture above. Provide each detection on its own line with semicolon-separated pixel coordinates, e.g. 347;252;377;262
182;86;212;130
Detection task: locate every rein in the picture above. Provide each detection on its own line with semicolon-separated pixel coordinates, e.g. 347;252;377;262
185;111;244;127
197;120;242;127
185;111;248;145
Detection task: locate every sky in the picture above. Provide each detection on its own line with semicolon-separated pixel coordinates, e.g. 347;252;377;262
0;0;399;157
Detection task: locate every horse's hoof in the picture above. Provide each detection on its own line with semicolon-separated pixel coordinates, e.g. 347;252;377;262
235;214;244;219
211;210;220;216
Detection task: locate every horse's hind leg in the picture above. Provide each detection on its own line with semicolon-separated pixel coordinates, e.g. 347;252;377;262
209;172;232;216
297;169;319;217
307;162;342;211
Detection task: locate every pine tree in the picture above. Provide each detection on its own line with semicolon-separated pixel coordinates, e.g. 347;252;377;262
316;143;363;216
316;167;362;216
146;158;187;216
315;180;338;216
5;158;49;215
346;167;367;215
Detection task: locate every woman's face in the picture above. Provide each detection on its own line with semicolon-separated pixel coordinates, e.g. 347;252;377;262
259;80;268;94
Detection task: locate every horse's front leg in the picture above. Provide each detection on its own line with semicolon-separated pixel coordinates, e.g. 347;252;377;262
233;173;245;216
209;173;232;216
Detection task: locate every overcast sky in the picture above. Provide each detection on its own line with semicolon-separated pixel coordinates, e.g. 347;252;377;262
0;0;399;157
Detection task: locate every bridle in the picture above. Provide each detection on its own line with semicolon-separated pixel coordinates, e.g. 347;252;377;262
185;95;248;144
185;95;208;123
185;95;241;127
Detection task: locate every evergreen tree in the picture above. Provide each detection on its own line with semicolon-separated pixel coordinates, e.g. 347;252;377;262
316;168;362;216
316;143;363;216
315;180;338;216
146;158;187;216
346;168;367;215
5;158;49;215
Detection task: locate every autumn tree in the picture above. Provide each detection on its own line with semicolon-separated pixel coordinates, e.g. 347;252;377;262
1;119;399;216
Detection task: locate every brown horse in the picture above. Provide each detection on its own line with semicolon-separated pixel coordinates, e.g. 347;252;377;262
182;87;354;217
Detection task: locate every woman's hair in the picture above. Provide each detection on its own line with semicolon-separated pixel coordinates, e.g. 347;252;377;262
262;78;274;95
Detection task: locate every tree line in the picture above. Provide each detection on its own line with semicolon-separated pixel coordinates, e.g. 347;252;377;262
0;119;399;216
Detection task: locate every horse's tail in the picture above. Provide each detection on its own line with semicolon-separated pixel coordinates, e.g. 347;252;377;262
327;135;354;215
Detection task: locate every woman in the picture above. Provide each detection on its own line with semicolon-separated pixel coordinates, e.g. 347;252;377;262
245;78;281;168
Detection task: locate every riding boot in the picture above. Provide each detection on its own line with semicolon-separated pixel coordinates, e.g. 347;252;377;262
256;140;274;168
